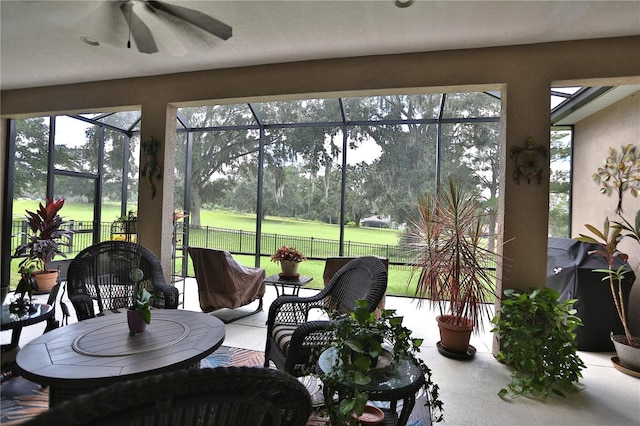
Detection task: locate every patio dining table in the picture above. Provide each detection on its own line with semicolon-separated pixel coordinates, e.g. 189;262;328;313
16;309;225;407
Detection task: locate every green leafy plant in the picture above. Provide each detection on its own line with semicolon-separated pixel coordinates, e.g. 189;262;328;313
132;286;153;324
406;176;499;331
576;212;639;347
491;287;585;398
14;198;72;271
322;300;444;424
129;259;152;324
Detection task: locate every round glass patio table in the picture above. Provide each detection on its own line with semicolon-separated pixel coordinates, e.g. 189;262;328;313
317;347;426;426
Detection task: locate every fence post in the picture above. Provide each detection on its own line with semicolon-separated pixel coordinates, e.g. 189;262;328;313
310;237;314;258
67;220;74;254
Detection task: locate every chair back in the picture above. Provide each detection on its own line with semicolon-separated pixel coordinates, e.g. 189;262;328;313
68;241;169;319
24;367;313;426
320;256;388;314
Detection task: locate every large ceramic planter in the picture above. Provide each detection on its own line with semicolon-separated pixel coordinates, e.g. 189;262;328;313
436;314;473;353
611;334;640;372
280;260;300;277
127;309;148;334
33;270;58;293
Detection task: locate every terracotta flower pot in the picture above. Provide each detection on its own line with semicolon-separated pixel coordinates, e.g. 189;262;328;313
436;314;473;353
127;309;148;334
33;270;58;293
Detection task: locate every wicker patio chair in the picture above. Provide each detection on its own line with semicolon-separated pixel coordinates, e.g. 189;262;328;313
23;366;313;426
67;241;179;321
188;247;266;323
264;256;388;376
323;256;389;316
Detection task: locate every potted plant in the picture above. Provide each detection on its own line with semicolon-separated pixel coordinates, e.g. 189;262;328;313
491;287;586;398
320;300;444;425
406;177;499;356
14;198;72;292
111;210;137;241
127;266;153;334
270;245;306;277
576;211;640;373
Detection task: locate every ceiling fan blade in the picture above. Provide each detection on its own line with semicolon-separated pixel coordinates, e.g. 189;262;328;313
146;1;232;41
120;2;158;54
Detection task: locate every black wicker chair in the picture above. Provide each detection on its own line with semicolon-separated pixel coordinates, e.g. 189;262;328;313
264;256;388;376
67;241;179;321
23;366;313;426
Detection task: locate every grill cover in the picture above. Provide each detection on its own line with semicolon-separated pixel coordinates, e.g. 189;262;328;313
547;237;635;351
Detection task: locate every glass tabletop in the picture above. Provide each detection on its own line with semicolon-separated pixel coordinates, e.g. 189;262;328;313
1;303;53;329
318;347;425;395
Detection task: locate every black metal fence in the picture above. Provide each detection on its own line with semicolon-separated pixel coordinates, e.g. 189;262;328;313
10;221;415;266
187;225;413;264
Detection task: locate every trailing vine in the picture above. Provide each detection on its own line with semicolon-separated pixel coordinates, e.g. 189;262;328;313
320;300;444;424
491;287;585;398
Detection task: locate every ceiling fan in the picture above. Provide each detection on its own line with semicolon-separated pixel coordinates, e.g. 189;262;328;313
119;0;232;54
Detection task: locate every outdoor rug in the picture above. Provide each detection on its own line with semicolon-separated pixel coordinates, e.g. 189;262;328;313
1;346;428;425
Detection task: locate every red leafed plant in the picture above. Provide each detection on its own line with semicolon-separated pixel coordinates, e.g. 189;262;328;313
270;245;306;263
14;198;73;271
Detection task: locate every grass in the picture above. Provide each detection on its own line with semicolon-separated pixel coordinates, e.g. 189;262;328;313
10;200;418;296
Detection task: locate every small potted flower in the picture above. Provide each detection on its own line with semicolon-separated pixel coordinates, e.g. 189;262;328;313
127;266;153;334
271;245;306;277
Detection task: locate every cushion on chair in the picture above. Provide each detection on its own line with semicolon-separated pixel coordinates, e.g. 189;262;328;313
272;324;297;356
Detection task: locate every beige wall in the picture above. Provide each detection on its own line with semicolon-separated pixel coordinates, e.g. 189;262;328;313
2;36;640;345
572;91;640;334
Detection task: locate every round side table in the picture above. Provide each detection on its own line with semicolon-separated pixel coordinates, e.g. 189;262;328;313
317;347;427;426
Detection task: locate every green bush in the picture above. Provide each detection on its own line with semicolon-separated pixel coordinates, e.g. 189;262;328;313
491;287;585;398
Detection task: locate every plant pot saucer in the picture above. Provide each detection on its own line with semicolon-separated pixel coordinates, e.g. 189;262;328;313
437;341;476;360
611;356;640;378
278;272;300;280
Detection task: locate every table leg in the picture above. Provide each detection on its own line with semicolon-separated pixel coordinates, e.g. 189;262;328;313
10;326;23;347
397;395;417;426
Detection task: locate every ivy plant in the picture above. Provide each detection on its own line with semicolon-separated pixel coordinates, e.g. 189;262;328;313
491;287;586;398
322;300;444;424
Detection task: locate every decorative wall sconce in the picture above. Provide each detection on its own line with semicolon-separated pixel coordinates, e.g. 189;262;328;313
142;136;162;199
510;137;546;185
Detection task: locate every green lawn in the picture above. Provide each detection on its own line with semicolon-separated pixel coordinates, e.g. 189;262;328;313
11;201;418;296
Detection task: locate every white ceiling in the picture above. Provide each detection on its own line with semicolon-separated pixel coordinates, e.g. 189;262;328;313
1;0;639;92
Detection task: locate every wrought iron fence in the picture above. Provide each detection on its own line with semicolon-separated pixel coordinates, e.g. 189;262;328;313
10;221;495;271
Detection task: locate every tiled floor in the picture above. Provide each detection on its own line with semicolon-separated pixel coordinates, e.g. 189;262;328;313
4;278;639;425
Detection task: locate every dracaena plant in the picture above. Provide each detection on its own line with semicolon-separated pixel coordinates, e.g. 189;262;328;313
576;211;639;346
14;198;73;271
406;177;500;332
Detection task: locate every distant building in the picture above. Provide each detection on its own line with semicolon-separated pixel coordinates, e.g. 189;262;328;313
360;215;390;228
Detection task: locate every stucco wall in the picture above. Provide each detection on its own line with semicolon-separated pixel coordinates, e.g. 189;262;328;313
572;91;640;334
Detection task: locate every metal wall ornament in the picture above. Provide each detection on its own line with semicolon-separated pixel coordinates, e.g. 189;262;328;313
142;137;162;199
510;137;547;185
593;144;640;214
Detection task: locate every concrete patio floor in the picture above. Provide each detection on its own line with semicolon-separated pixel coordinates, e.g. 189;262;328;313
4;278;639;425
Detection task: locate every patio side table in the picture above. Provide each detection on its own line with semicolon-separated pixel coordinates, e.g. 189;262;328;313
317;347;428;426
264;274;313;297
